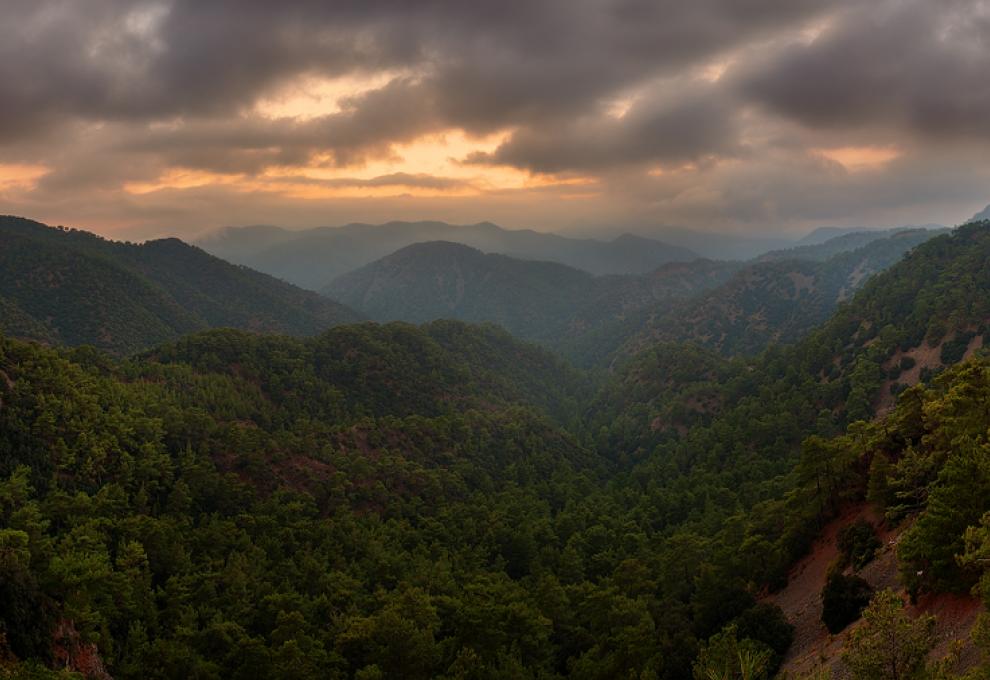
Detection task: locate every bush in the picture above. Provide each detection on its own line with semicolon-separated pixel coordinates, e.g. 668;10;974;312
821;572;873;634
940;331;976;365
733;603;795;675
837;520;881;570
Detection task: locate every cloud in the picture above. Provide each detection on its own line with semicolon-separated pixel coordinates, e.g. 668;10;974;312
1;0;989;237
737;0;990;140
465;81;740;172
0;0;840;140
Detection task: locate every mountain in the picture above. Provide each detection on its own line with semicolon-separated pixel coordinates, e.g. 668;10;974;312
756;227;946;263
325;241;740;355
198;220;699;289
5;223;990;680
146;320;590;425
0;216;360;354
582;221;990;617
194;224;294;261
324;228;936;365
796;225;884;246
594;221;990;454
970;204;990;222
795;224;944;247
597;224;794;260
325;241;594;340
549;259;744;365
620;228;940;357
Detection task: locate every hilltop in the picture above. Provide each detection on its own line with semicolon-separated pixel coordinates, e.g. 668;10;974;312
0;216;360;354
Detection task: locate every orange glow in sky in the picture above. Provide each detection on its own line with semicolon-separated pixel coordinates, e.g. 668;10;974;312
815;145;902;171
0;164;50;192
123;128;596;199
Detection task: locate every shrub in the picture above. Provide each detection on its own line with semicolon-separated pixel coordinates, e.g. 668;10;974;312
821;572;873;634
837;520;881;570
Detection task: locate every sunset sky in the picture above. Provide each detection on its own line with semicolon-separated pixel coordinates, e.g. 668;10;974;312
2;0;989;239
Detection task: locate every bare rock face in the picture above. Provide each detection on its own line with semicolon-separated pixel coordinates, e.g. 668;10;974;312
52;619;112;680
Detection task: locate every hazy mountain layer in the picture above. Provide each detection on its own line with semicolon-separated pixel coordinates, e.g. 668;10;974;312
324;241;741;357
199;220;699;289
756;227;947;263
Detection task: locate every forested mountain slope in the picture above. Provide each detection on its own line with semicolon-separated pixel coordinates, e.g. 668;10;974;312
582;221;990;594
767;358;990;678
593;222;989;453
756;227;944;264
326;241;740;356
0;216;360;354
324;242;595;340
0;322;613;680
619;228;939;358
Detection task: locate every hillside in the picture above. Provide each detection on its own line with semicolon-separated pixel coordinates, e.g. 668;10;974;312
591;223;989;453
756;227;945;264
584;222;990;584
621;228;940;357
325;241;740;355
320;228;933;366
5;224;990;680
324;242;594;341
767;357;990;678
0;322;608;679
552;259;743;366
198;220;699;289
0;216;361;354
562;223;990;678
145;320;590;426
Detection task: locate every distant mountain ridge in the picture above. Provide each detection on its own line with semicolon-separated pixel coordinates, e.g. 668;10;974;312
198;220;700;289
0;216;361;354
756;227;946;263
794;224;944;247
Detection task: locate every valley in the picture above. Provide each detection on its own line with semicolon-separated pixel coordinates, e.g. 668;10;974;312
3;216;990;679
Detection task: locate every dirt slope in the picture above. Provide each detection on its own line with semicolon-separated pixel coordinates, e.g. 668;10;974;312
767;503;984;678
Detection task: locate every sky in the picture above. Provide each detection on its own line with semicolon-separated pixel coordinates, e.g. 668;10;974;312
1;0;989;240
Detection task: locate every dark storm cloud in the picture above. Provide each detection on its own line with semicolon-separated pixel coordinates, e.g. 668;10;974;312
0;0;842;146
466;83;740;172
3;0;990;236
738;0;990;139
114;77;444;173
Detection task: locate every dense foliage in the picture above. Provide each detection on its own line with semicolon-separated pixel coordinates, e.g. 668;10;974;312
836;520;881;571
842;590;937;680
